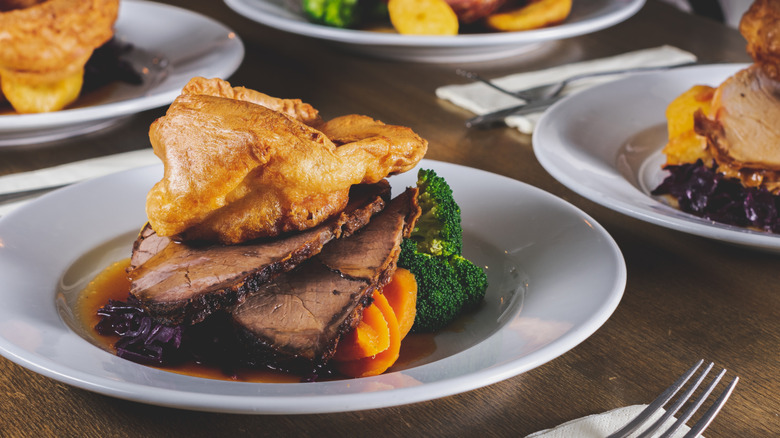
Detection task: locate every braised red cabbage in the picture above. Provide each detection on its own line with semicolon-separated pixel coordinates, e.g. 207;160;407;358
95;296;182;365
652;159;780;232
96;296;250;377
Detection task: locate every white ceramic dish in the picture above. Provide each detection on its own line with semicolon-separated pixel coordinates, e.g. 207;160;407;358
0;0;244;146
533;63;780;252
0;160;625;414
224;0;644;63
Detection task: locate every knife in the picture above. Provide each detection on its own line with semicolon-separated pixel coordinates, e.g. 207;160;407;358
465;95;566;129
0;184;69;205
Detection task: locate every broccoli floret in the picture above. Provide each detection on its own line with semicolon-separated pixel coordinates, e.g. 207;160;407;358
408;169;462;258
450;254;488;310
399;240;487;333
302;0;360;28
397;170;488;333
399;240;462;333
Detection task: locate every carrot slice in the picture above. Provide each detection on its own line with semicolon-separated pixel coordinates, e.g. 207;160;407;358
335;292;401;378
381;268;417;340
332;302;390;361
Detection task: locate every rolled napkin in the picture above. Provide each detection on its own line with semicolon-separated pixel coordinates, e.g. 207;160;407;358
436;45;698;133
525;404;699;438
0;148;158;216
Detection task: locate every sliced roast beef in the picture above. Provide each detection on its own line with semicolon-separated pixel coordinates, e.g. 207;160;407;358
127;182;391;325
231;187;419;373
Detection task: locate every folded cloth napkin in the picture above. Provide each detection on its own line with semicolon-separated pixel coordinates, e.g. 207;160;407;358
525;404;699;438
436;45;698;134
0;148;158;217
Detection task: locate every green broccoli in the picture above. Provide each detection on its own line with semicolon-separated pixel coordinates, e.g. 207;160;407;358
399;240;487;333
408;168;462;258
398;169;488;333
450;253;488;310
302;0;361;28
301;0;388;29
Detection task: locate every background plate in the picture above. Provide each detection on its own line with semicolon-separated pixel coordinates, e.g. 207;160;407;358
533;63;780;252
224;0;644;63
0;0;244;146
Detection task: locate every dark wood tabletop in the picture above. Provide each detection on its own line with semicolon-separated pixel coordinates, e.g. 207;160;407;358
0;1;776;436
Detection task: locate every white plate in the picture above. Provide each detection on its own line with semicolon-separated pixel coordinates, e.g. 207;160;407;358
224;0;644;63
0;159;625;414
0;0;244;146
533;63;780;252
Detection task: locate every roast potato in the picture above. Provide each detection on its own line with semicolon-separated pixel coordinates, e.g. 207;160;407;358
388;0;459;35
486;0;571;31
0;69;83;113
661;85;715;166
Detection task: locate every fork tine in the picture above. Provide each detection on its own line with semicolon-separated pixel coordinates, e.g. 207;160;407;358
638;362;714;438
606;359;704;438
657;366;723;438
682;375;739;438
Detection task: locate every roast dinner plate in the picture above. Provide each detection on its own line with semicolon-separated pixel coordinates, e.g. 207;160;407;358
224;0;644;63
0;0;244;147
533;63;780;252
0;159;625;414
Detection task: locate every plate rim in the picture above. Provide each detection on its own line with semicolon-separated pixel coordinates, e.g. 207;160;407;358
0;159;625;414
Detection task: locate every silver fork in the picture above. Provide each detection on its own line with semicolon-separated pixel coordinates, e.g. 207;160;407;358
608;359;739;438
456;61;698;103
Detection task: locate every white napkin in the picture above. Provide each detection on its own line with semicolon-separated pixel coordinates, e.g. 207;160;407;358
525;404;700;438
0;148;158;216
436;45;698;133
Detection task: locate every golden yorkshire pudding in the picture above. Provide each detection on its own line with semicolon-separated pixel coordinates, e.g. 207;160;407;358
740;0;780;80
0;0;119;113
180;77;323;127
146;77;428;244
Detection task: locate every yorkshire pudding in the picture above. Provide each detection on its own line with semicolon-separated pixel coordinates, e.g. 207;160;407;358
740;0;780;80
0;0;119;113
146;77;428;244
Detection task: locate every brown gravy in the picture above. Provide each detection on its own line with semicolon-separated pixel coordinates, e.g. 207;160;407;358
76;259;437;383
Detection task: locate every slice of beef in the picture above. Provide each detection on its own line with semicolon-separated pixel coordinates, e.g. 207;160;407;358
127;182;391;325
231;187;419;374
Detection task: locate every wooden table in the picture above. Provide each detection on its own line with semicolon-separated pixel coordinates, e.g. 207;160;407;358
0;1;776;436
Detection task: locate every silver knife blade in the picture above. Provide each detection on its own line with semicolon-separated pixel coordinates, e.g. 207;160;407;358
0;184;68;205
465;95;566;129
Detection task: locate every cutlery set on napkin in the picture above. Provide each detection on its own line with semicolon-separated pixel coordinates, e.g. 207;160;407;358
436;45;698;133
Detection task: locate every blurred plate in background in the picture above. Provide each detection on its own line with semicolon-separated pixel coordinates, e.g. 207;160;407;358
224;0;644;63
533;63;780;252
0;0;244;147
